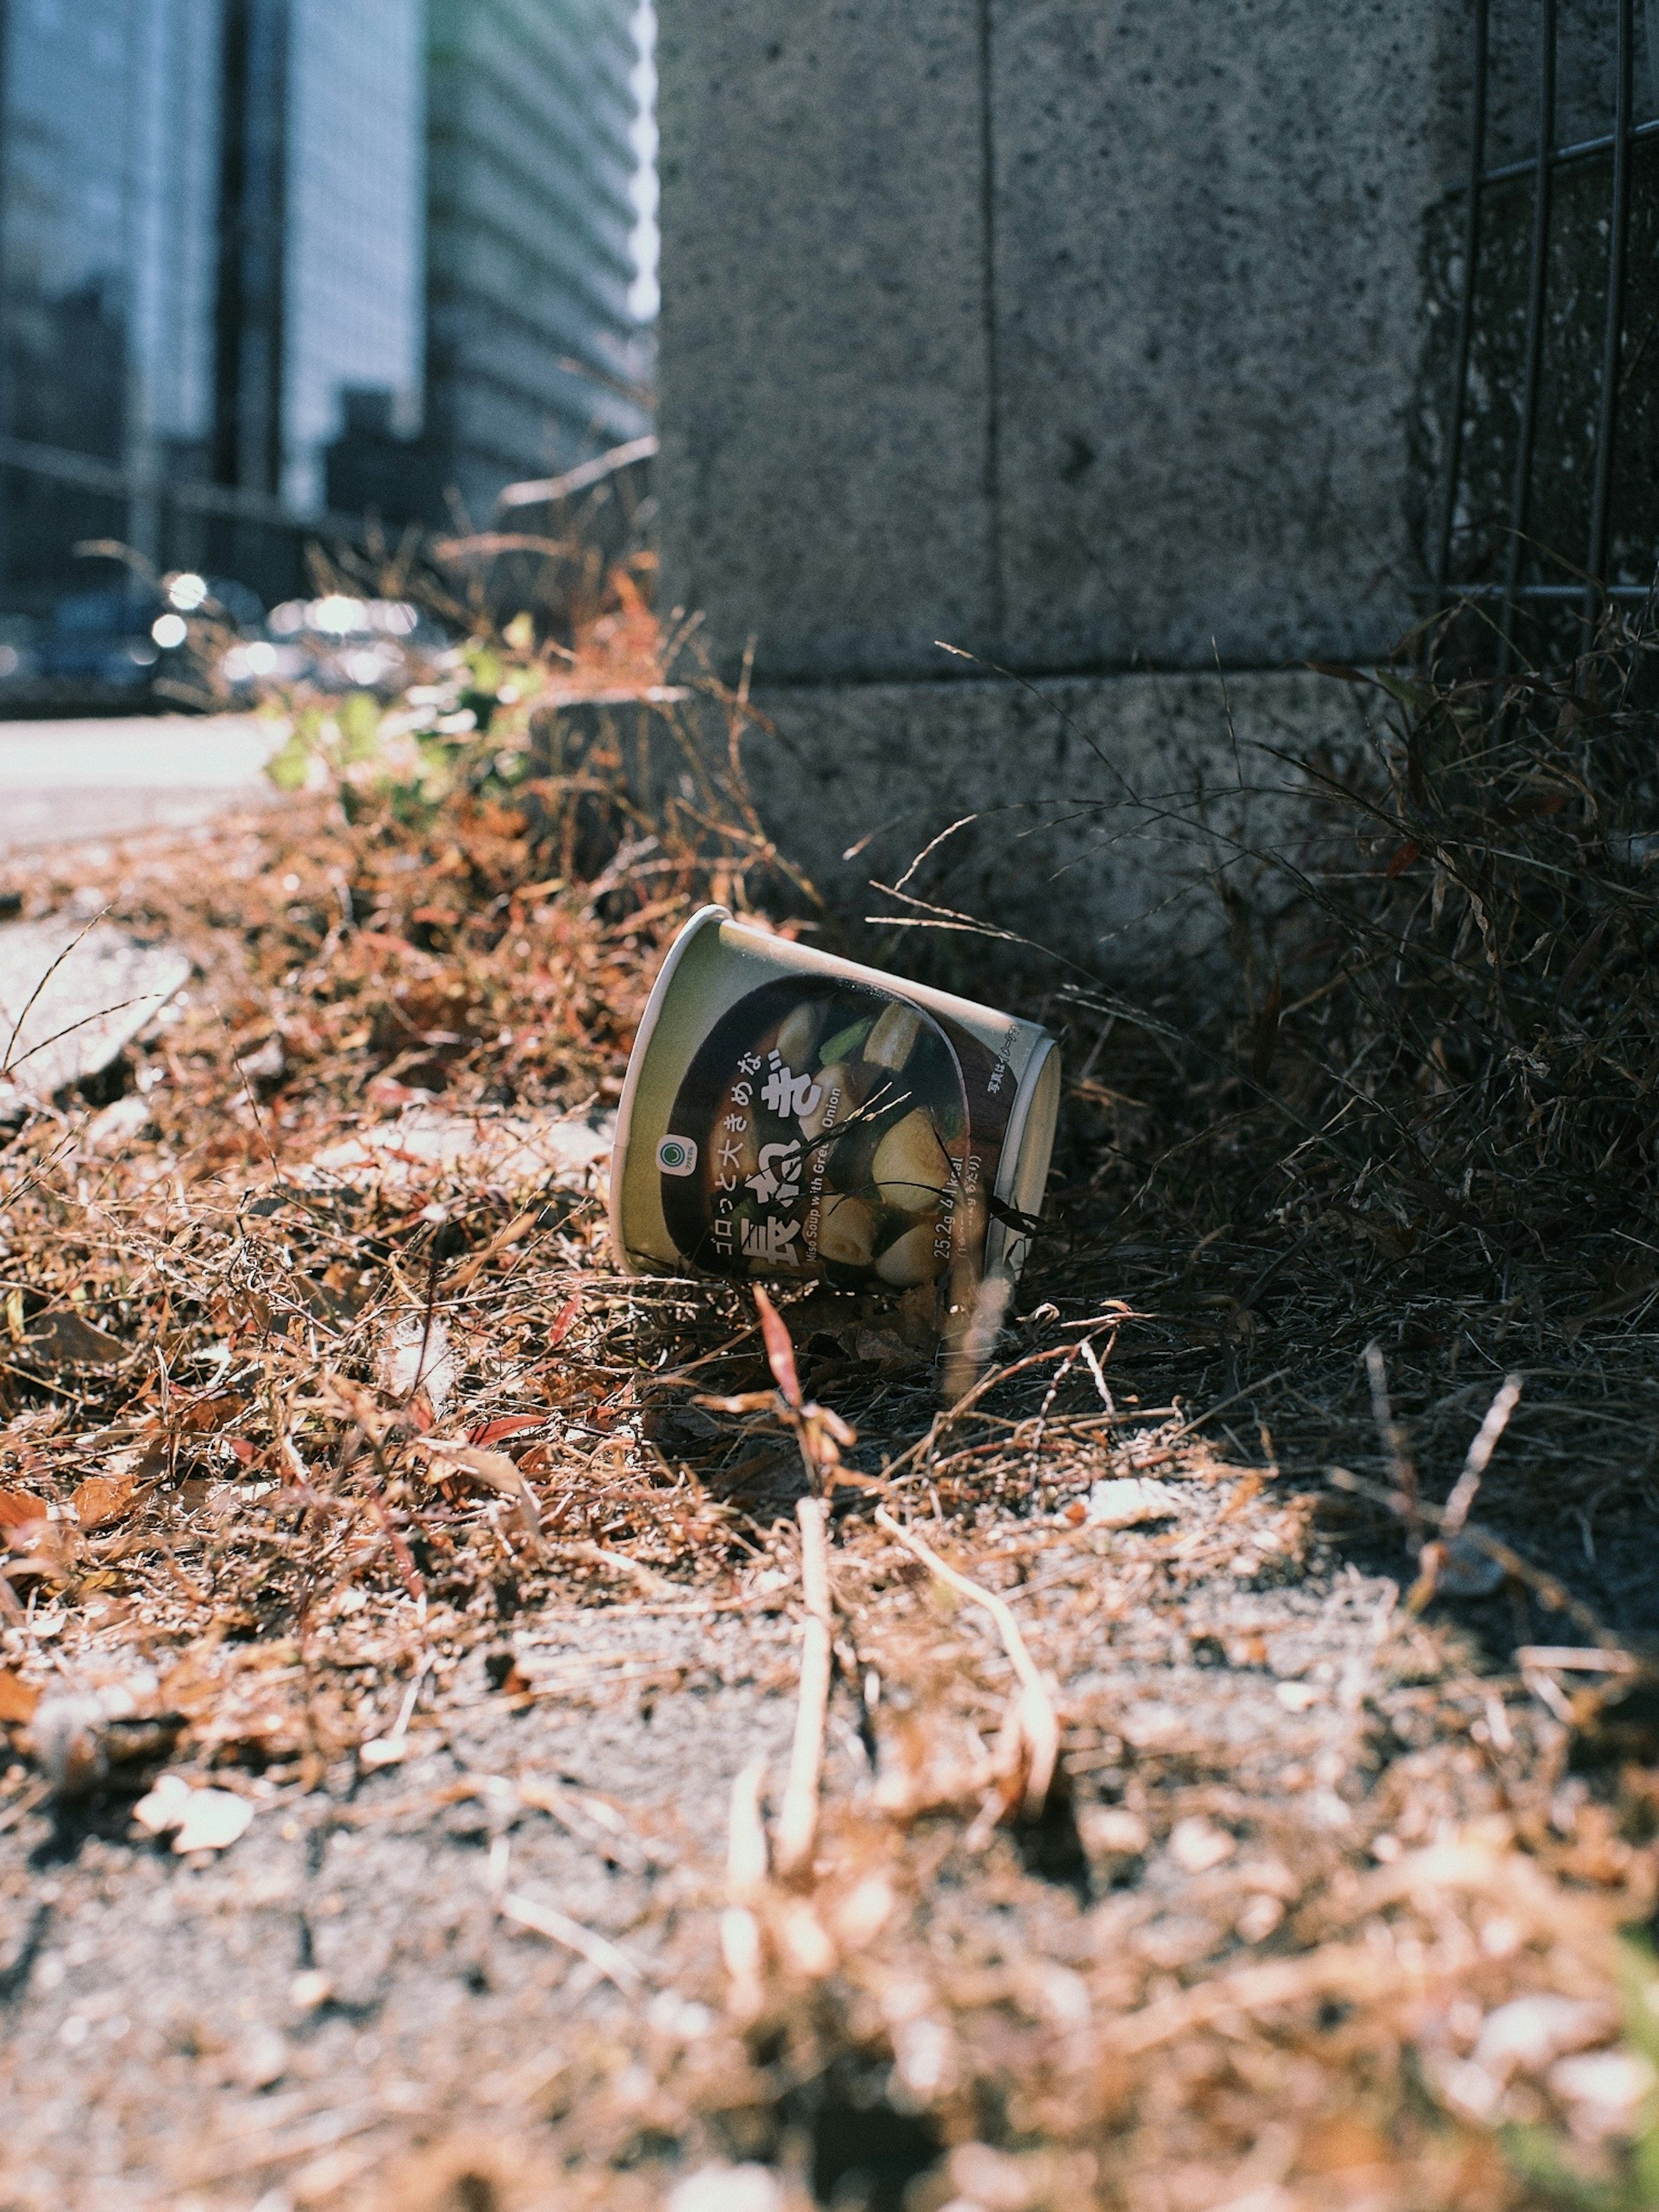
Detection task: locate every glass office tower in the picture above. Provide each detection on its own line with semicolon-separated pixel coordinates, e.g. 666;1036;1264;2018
0;0;222;597
0;0;421;602
0;0;646;611
423;0;649;520
282;0;424;515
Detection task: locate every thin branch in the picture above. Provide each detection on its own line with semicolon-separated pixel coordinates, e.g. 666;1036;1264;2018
775;1495;833;1879
875;1507;1058;1819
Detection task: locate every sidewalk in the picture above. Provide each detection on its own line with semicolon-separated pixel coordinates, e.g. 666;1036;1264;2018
0;713;283;855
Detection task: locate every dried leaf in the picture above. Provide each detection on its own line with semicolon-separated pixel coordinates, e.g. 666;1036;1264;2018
547;1287;583;1350
1374;669;1433;711
376;1315;455;1411
175;1392;249;1433
0;1487;49;1529
21;1309;127;1369
421;1441;523;1498
420;1440;542;1546
1386;840;1422;879
0;1669;39;1723
72;1471;136;1531
467;1414;546;1447
132;1774;254;1853
754;1285;801;1408
324;1373;389;1441
1306;660;1376;686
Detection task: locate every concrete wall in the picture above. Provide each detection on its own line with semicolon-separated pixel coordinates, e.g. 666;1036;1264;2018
656;2;999;685
657;0;1468;688
737;667;1378;979
656;2;1468;966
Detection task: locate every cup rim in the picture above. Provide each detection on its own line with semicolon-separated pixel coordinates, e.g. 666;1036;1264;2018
608;902;731;1271
986;1030;1059;1281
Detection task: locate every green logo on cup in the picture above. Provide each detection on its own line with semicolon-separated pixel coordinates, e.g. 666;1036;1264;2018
656;1136;699;1176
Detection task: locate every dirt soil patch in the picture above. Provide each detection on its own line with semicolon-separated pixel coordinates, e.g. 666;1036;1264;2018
0;621;1656;2212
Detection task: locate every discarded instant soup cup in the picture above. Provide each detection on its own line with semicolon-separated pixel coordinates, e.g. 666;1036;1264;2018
610;906;1060;1307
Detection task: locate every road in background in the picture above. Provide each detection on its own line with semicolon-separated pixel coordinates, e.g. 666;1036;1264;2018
0;715;285;856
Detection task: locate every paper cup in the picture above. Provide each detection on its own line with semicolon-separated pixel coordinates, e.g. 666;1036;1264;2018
610;906;1060;1303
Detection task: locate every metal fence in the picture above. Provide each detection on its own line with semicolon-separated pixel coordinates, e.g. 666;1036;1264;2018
1433;0;1659;661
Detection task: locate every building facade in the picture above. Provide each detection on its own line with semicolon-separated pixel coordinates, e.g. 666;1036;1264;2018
0;0;223;598
422;0;648;524
655;0;1659;963
0;0;646;615
279;0;426;517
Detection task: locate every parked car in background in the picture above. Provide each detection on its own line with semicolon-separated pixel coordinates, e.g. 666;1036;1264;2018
32;587;177;693
0;570;269;715
217;594;442;699
0;571;448;714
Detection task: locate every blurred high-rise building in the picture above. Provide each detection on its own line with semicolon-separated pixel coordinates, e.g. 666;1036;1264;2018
421;0;649;524
277;0;427;517
0;0;224;595
0;0;646;614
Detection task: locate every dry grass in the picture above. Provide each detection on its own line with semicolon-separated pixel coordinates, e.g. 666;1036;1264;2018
0;594;1656;2211
950;613;1659;1630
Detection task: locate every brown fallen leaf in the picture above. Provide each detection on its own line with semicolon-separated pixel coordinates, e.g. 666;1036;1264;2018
322;1372;394;1446
418;1440;543;1548
0;1487;49;1529
73;1472;136;1531
174;1392;249;1434
0;1669;39;1723
466;1413;546;1447
376;1316;455;1412
21;1310;127;1370
547;1287;583;1350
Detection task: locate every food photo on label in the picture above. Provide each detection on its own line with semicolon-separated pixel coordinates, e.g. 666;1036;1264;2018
610;906;1062;1332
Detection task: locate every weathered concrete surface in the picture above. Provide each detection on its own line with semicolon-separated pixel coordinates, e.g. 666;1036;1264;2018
656;0;1000;684
989;0;1464;674
741;667;1377;971
0;919;190;1102
0;717;283;856
658;0;1466;688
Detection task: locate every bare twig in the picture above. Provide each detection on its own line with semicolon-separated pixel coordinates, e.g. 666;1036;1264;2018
722;1756;769;2020
1443;1371;1523;1536
1365;1340;1422;1553
874;1506;1058;1819
775;1494;833;1880
498;1892;647;1991
1408;1372;1523;1610
0;905;111;1077
698;1288;857;1494
1325;1463;1623;1652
